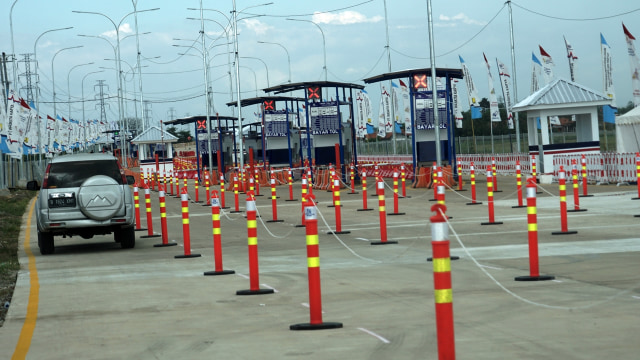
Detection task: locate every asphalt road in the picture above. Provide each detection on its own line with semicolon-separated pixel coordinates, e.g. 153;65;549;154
2;176;640;359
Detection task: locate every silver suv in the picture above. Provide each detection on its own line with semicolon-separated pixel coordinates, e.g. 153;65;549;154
35;153;136;255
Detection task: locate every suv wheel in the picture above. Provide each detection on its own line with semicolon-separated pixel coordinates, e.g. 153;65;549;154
38;231;55;255
115;227;135;249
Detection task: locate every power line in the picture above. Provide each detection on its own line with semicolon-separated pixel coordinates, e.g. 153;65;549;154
511;2;640;21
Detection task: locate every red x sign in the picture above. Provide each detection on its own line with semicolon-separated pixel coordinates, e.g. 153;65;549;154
413;74;428;89
308;86;321;100
197;119;207;129
263;100;275;111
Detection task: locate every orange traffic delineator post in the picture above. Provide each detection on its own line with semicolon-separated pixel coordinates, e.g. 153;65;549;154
154;184;178;248
175;187;202;259
567;159;587;213
492;156;501;192
347;163;358;195
481;166;503;226
357;170;373;212
512;160;526;209
140;184;161;238
429;162;437;201
290;194;343;331
286;168;297;201
456;159;466;192
174;170;180;198
579;154;593;198
515;178;555;281
427;176;458;262
267;173;284;223
552;166;578;235
466;161;482;206
400;163;409;198
254;167;263;196
388;168;405;216
203;169;211;206
168;170;174;196
204;191;235;276
231;171;242;213
633;152;640;201
133;183;146;232
296;174;309;228
429;203;456;359
219;172;229;209
182;170;188;194
531;155;538;183
237;191;275;296
371;177;397;245
327;175;350;234
194;176;201;203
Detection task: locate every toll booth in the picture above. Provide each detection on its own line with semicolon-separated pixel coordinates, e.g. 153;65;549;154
227;96;305;169
262;82;363;179
130;126;178;177
164;115;240;175
363;68;464;170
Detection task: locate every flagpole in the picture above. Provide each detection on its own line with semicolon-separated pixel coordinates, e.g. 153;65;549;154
507;0;521;152
383;0;396;155
426;0;441;166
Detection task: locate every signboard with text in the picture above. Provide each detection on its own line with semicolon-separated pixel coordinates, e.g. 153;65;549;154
264;110;288;137
414;90;447;130
309;101;339;135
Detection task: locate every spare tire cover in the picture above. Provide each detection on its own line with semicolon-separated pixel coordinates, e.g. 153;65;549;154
78;175;123;220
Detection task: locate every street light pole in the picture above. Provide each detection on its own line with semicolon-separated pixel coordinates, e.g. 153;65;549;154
241;56;269;90
51;46;83;123
9;0;20;91
68;62;94;126
426;0;441;167
287;18;326;96
82;70;104;152
257;41;291;83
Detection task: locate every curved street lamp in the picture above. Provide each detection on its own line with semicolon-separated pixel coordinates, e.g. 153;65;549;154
257;41;291;84
68;62;94;123
286;18;326;83
82;70;104;150
51;46;83;120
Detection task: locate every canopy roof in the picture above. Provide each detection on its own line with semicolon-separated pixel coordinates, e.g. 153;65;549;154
226;95;305;108
131;126;178;144
363;67;463;84
263;81;364;95
513;78;611;112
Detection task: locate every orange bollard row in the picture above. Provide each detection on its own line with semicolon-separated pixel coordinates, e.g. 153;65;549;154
203;169;211;206
388;168;405;216
267;173;283;223
348;163;358;195
219;172;228;209
327;175;350;234
286;168;297;201
567;159;587;213
552;166;578;235
133;183;146;232
236;192;274;295
429;204;456;359
371;177;397;245
140;184;161;238
481;166;503;225
194;177;201;203
290;194;343;331
204;191;235;276
456;159;466;192
512;160;526;209
296;174;309;228
492;156;501;192
231;171;242;213
579;154;593;198
401;163;408;198
633;152;640;200
357;170;373;212
466;161;482;206
175;187;202;259
515;178;555;281
531;155;538;184
154;184;178;248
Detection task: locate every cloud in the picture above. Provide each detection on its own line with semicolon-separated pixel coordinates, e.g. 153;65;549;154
311;11;383;25
241;18;272;35
438;13;486;26
101;23;133;39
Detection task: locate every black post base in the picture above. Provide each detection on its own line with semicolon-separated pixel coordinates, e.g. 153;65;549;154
357;208;374;212
290;322;343;331
204;270;235;276
512;205;527;208
632;197;640;200
153;242;178;247
428;198;437;202
236;288;275;295
466;202;483;205
327;230;351;235
551;230;578;235
579;194;594;198
634;214;640;218
454;189;467;192
370;240;398;245
285;198;298;202
140;234;161;238
567;209;588;212
174;253;202;259
481;221;503;225
388;212;406;216
347;192;359;195
135;228;147;232
266;219;285;223
515;275;555;281
230;210;243;214
295;224;306;228
427;256;460;261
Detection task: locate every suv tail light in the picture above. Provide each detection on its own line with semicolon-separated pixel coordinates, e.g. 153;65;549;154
42;163;52;188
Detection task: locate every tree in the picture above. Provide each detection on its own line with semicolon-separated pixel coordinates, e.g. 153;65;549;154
166;126;192;143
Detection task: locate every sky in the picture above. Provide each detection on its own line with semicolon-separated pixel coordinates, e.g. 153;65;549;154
3;0;640;133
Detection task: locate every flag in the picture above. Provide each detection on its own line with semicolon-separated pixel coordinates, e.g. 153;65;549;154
378;84;392;138
459;55;479;107
531;52;542;93
496;58;514;129
483;53;501;123
623;23;640;107
356;89;372;138
601;33;617;108
564;36;578;82
451;79;463;129
391;81;402;134
399;80;411;135
539;45;554;84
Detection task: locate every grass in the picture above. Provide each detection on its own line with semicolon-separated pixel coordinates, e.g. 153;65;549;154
0;190;36;327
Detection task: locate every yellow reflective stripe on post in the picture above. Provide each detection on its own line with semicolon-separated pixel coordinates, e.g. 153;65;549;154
182;219;189;225
213;228;221;235
559;185;566;191
248;220;257;228
212;214;220;221
308;257;320;268
182;207;188;213
379;205;385;211
306;234;319;246
161;213;166;218
432;258;451;273
248;237;257;245
528;223;537;232
560;196;566;202
335;200;341;206
378;195;384;201
527;207;537;215
488;191;493;197
434;289;452;304
160;201;165;207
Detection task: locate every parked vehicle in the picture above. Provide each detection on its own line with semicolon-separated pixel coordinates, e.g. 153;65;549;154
34;153;136;255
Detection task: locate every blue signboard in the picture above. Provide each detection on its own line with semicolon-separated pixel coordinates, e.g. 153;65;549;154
414;90;447;130
264;110;288;137
197;129;219;154
309;101;340;135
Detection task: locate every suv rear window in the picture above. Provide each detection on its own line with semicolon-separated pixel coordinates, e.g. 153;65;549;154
45;160;123;188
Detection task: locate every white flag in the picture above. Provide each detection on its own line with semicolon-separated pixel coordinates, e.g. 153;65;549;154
496;58;514;129
531;53;542;93
483;53;501;123
623;23;640;107
564;36;578;82
399;80;411;135
539;45;555;85
451;79;463;129
601;33;617;108
459;55;479;107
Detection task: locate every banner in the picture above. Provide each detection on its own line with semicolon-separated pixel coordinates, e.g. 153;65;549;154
399;80;412;135
623;23;640;107
483;53;501;123
564;36;578;82
451;79;463;129
378;84;392;138
458;55;479;107
531;52;542;93
601;33;617;108
496;58;514;129
539;45;555;85
391;81;402;134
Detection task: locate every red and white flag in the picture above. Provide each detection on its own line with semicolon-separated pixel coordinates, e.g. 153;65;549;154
483;53;501;123
539;45;555;85
564;36;578;82
623;23;640;107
